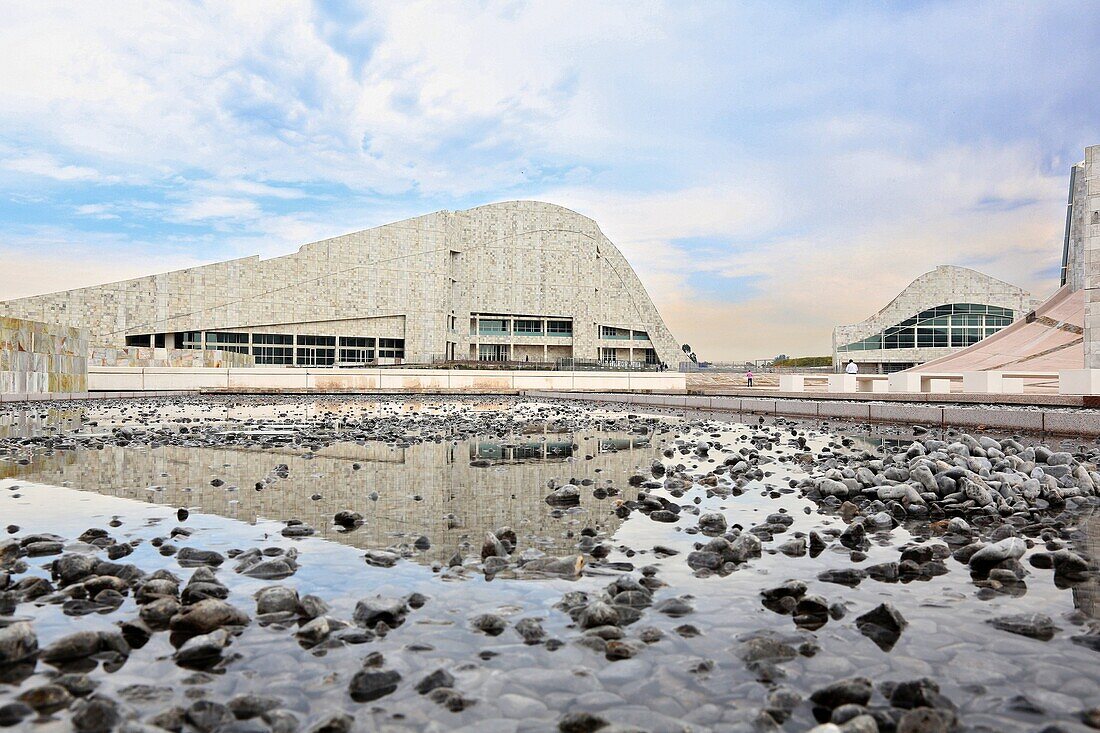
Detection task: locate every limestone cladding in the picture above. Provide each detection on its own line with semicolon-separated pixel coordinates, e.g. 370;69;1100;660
1070;145;1100;368
832;265;1038;369
0;201;681;365
0;316;88;393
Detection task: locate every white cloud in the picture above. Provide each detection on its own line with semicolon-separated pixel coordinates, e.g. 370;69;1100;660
2;154;106;182
168;196;263;223
73;204;119;220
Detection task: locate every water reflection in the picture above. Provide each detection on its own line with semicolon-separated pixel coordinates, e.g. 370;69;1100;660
471;439;575;461
5;432;657;563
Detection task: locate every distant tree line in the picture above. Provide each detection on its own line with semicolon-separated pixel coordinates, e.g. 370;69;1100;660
771;356;832;367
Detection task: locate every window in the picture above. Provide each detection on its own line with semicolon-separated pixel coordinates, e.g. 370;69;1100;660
378;338;404;359
297;335;336;346
478;319;508;334
515;319;542;334
838;303;1015;353
632;330;650;341
295;335;335;366
599;347;618;361
253;334;293;345
600;326;631;339
547;320;573;335
206;332;249;344
253;344;293;364
296;348;335;366
338;348;374;363
643;348;658;364
338;338;375;363
205;332;249;354
178;331;202;350
125;335;152;347
479;344;507;362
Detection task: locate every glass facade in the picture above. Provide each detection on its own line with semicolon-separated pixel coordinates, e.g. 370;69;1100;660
377;338;404;359
514;319;542;335
837;303;1014;353
546;320;572;336
178;331;202;350
252;333;293;365
478;344;508;361
600;326;631;339
129;331;405;365
338;336;375;364
205;332;249;354
477;319;508;335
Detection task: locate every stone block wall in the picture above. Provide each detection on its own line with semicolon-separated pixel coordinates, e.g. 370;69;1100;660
0;316;88;393
1075;146;1100;368
88;346;256;368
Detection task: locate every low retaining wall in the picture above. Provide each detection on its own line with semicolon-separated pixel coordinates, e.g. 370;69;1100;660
523;390;1100;437
1;316;88;394
687;387;1090;407
88;367;687;393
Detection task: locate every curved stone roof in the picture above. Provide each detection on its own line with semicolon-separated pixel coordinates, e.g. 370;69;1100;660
834;265;1038;349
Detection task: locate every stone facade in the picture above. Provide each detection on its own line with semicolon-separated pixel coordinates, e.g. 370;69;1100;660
1064;145;1100;368
833;265;1037;373
0;316;88;393
88;346;255;368
0;201;681;367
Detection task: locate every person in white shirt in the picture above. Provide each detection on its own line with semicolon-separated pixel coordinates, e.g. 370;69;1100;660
845;359;858;374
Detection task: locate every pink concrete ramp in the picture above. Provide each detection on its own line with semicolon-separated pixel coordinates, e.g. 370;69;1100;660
909;285;1083;372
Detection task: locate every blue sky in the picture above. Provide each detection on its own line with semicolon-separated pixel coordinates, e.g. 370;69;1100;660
1;1;1097;359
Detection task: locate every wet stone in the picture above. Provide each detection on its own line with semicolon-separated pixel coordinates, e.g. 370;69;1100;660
855;603;907;651
415;668;455;694
987;613;1059;641
811;677;873;710
348;669;401;702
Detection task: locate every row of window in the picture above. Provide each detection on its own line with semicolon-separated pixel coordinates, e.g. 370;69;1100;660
599;326;650;340
600;347;659;364
472;318;573;336
172;332;404;364
838;303;1016;353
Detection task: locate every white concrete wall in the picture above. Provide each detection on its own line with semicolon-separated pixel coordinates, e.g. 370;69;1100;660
88;367;686;393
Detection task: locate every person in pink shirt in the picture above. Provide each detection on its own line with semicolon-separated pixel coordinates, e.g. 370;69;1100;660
746;370;754;387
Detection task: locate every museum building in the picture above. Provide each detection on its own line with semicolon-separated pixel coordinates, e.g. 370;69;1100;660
0;201;682;368
832;265;1038;373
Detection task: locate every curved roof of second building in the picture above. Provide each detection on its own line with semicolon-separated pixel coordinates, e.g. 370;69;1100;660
834;265;1037;340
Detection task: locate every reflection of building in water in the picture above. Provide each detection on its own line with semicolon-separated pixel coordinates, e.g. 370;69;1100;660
1073;514;1099;619
471;440;574;462
0;407;86;441
598;437;649;453
10;433;656;562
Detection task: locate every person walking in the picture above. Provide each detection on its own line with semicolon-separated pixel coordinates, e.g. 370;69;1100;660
845;359;858;375
746;369;754;387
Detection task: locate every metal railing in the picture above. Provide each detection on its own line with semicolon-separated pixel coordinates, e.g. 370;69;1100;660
680;361;836;374
425;355;660;371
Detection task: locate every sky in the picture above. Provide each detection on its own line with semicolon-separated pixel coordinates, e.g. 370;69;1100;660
1;1;1098;360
